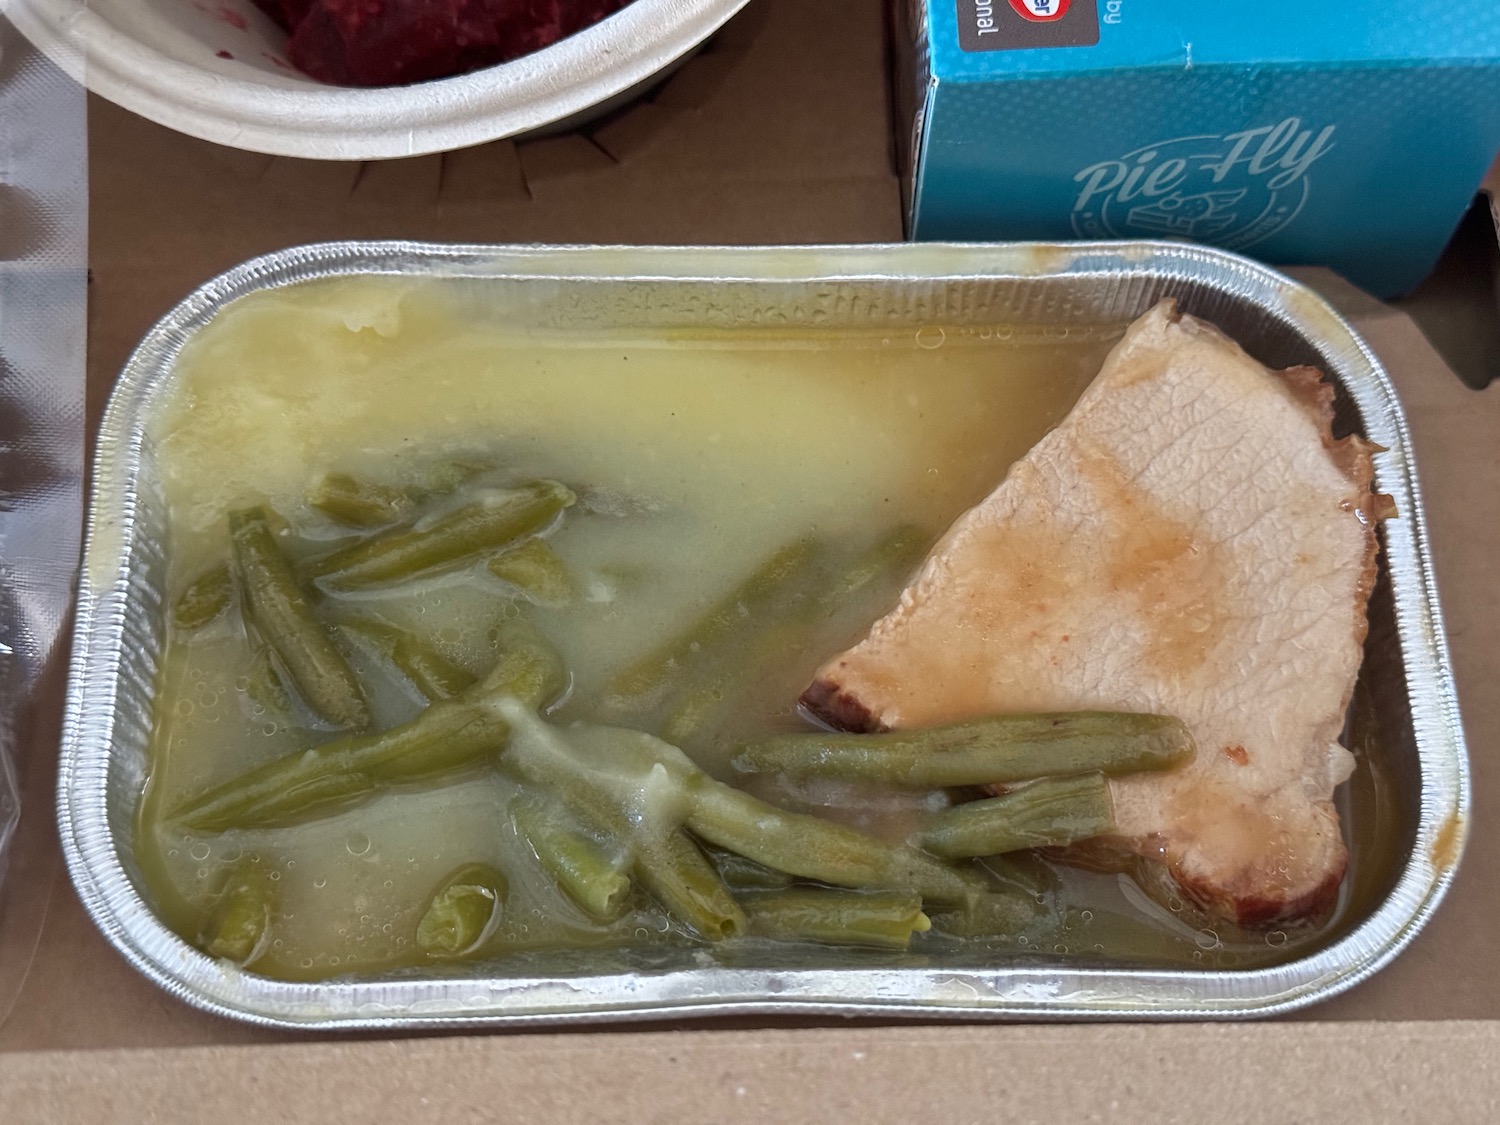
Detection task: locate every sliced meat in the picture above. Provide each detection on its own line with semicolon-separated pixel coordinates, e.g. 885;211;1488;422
801;300;1385;928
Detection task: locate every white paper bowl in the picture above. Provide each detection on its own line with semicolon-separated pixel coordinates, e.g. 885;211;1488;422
3;0;750;159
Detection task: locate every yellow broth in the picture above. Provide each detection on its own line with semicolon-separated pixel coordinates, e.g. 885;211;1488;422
134;276;1393;981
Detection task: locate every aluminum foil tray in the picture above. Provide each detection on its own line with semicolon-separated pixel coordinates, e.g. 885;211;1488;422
61;241;1469;1029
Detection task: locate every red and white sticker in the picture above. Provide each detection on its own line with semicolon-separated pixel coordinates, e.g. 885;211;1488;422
1008;0;1071;20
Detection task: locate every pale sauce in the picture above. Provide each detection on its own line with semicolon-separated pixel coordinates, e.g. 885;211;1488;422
134;276;1392;982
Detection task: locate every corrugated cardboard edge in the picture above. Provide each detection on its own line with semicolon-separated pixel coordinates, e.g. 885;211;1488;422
2;1021;1497;1122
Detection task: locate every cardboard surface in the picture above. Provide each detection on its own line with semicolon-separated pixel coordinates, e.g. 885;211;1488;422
2;1022;1499;1123
1;0;1498;1115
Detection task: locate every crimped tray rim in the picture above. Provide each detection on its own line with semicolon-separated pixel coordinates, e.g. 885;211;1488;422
60;240;1471;1029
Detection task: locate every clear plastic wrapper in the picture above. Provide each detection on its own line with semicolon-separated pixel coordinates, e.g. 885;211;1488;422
0;15;87;892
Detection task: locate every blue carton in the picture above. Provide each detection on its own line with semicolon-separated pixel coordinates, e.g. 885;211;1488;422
896;1;1500;295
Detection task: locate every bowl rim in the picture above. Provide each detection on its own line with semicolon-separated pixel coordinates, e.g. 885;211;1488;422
3;0;753;159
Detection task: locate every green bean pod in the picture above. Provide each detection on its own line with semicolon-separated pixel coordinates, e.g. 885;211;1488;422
488;538;574;606
174;623;565;831
658;529;926;744
198;860;275;964
308;472;410;528
478;618;569;712
633;828;745;941
684;777;989;904
388;637;477;702
416;460;489;498
609;538;818;703
171;700;501;831
511;797;632;921
811;524;928;617
733;712;1194;787
659;678;732;746
415;863;508;957
173;564;234;630
741;888;930;951
492;707;699;931
306;479;575;588
494;710;988;915
229;507;369;730
243;647;293;715
919;773;1115;859
340;618;477;702
501;715;990;904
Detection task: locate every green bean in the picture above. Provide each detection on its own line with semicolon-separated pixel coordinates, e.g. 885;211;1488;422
243;647;293;714
811;524;928;616
415;863;507;957
633;827;745;941
173;623;565;831
659;528;928;743
706;847;793;891
741;888;930;951
660;679;731;746
358;621;565;792
657;606;810;744
493;707;699;934
733;712;1194;787
173;564;234;630
172;701;500;831
494;708;986;908
496;727;744;941
919;773;1115;859
478;618;569;712
308;472;410;528
927;889;1040;941
199;861;275;964
490;708;656;836
229;508;369;730
310;461;487;529
608;538;818;703
389;638;477;702
683;775;988;903
418;459;488;497
306;479;575;588
511;796;631;921
500;741;698;933
340;618;477;702
605;724;987;900
488;538;573;606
